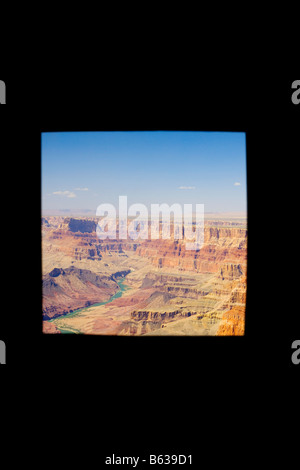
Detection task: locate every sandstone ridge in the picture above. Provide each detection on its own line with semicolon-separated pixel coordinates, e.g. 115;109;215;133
42;216;247;335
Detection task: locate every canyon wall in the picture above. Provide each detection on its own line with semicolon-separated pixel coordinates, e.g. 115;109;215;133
42;266;121;320
44;218;247;274
42;217;247;335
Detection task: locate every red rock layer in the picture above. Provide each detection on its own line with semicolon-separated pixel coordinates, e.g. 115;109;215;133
45;224;247;275
42;267;121;320
43;322;61;334
217;306;246;336
136;227;247;273
217;274;247;335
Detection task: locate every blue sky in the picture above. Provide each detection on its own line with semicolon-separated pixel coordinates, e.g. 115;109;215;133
41;131;247;213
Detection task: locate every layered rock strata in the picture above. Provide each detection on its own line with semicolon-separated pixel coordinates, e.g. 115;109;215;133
42;266;130;320
42;217;247;335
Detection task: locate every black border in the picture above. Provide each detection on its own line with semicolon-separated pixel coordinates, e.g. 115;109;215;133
1;75;299;377
40;127;249;334
37;124;249;368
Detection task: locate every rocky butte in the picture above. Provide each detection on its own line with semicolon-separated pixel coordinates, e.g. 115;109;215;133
42;216;247;335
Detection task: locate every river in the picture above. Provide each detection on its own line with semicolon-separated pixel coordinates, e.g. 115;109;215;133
48;278;129;334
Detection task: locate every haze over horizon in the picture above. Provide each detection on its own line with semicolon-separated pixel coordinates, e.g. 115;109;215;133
42;131;247;215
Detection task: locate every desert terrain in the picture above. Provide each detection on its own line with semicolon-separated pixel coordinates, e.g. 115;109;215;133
42;216;247;335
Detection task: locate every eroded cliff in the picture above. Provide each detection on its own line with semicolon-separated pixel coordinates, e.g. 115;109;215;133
42;216;247;335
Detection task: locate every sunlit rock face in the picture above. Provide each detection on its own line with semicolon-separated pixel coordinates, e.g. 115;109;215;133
42;217;247;335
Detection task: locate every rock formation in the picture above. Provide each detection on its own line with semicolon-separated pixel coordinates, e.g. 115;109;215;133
42;216;247;335
67;218;97;233
42;266;123;320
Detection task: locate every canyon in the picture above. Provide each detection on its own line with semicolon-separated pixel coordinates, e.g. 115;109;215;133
42;216;247;335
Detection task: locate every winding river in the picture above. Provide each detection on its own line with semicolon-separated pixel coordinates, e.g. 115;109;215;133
48;278;129;334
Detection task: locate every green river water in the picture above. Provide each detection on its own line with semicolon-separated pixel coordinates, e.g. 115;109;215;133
48;278;129;334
